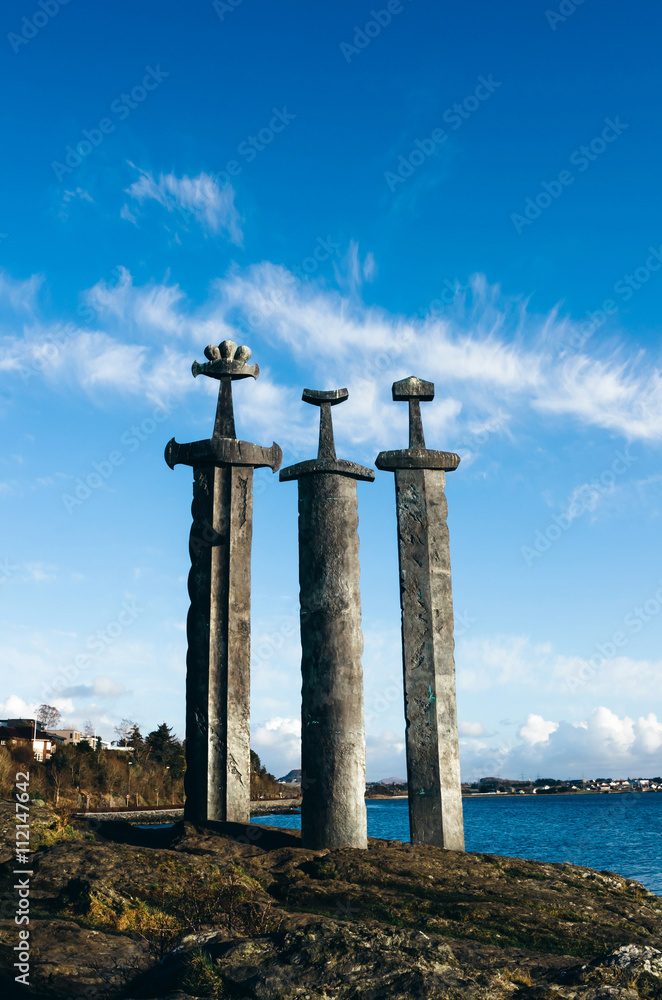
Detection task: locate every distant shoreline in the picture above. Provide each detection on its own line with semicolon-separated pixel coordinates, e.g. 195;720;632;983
462;789;662;798
367;790;661;801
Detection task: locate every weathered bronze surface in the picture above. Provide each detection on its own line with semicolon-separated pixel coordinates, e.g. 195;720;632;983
376;376;465;851
166;340;281;825
280;388;373;849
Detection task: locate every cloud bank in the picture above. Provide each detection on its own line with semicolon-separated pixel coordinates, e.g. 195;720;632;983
1;260;660;455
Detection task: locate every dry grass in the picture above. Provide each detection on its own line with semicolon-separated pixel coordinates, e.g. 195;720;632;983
499;966;533;987
39;822;90;847
181;949;229;999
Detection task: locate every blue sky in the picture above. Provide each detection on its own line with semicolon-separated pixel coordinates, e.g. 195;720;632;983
1;0;661;781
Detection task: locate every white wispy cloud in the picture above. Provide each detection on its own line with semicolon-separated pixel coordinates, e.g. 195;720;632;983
60;676;128;699
62;188;93;205
457;634;553;691
2;259;662;451
120;203;137;224
0;270;43;314
459;720;486;737
22;562;57;584
457;632;662;704
125;167;243;244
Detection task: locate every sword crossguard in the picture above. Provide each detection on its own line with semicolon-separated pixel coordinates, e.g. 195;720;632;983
302;387;349;406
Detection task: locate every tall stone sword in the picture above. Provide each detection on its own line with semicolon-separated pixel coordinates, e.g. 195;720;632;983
165;340;282;825
376;376;465;851
280;388;374;850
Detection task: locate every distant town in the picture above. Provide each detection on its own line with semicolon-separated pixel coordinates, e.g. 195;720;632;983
272;771;662;796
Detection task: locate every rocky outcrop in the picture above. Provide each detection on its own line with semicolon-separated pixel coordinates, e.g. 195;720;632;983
0;804;660;998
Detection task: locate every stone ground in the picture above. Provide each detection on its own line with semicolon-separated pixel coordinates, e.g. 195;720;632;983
0;802;661;998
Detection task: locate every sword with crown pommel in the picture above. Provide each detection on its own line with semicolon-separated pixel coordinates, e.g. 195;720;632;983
166;339;281;825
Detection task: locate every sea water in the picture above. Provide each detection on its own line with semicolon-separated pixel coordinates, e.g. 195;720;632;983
251;793;662;895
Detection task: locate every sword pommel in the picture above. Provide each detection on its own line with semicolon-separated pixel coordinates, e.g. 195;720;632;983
192;340;259;381
392;376;435;402
391;375;435;449
376;375;460;472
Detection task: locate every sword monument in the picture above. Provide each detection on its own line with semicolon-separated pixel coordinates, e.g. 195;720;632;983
166;340;281;825
376;376;465;850
280;388;373;849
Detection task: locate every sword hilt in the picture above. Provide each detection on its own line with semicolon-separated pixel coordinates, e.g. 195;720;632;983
376;376;460;472
302;387;348;462
392;376;434;449
280;387;374;483
166;340;282;473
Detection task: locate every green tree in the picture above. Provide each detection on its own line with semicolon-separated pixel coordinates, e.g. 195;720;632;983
146;723;179;765
129;724;146;761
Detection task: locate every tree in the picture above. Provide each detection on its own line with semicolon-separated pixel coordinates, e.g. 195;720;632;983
114;718;136;747
129;724;145;761
146;723;178;765
37;705;61;730
44;747;73;806
250;749;281;798
83;719;95;738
